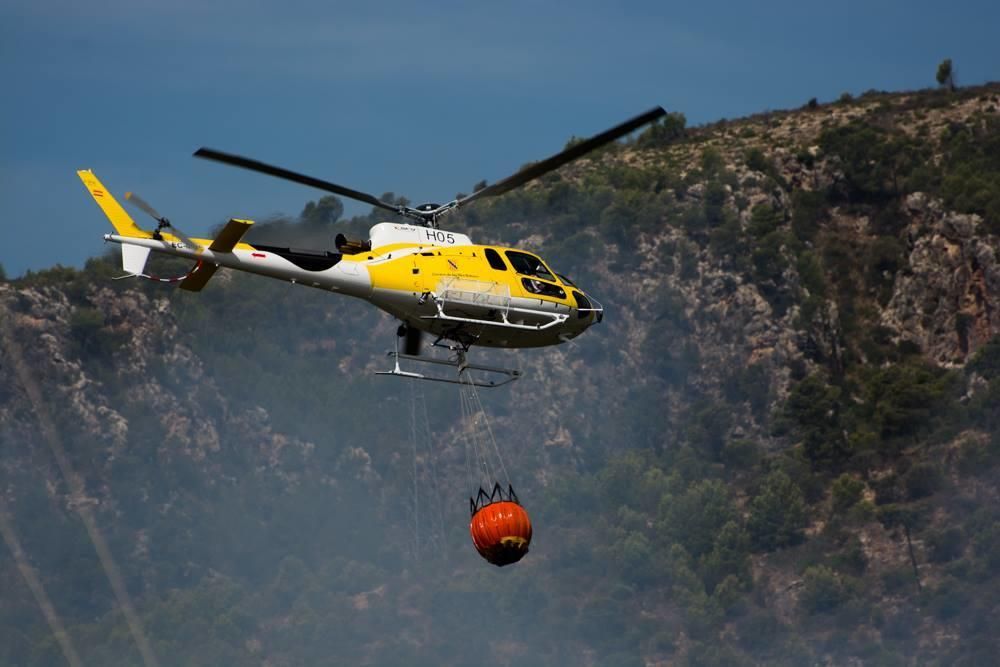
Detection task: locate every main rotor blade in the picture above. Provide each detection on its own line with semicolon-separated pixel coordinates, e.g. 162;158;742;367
457;106;667;207
193;148;403;216
124;191;164;222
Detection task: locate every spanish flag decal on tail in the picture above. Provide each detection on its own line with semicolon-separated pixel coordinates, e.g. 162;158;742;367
77;170;152;238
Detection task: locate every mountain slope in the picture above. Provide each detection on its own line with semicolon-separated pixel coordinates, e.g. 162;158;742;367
2;83;1000;666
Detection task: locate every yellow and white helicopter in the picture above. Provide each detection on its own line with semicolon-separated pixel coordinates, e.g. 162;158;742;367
79;107;665;386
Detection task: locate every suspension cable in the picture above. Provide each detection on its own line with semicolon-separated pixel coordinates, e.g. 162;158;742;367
459;374;492;488
408;380;420;559
467;376;512;488
415;384;447;549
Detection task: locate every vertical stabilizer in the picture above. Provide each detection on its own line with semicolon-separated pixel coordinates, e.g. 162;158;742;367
77;170;151;238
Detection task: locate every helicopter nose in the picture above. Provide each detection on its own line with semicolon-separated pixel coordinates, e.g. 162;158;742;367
572;290;603;324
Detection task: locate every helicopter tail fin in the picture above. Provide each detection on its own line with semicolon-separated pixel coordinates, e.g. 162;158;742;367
77;170;152;239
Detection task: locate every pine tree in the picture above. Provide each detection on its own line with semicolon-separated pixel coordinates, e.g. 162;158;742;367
747;470;808;550
936;58;956;92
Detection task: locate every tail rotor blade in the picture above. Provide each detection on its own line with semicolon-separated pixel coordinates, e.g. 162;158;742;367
124;191;165;222
165;224;200;250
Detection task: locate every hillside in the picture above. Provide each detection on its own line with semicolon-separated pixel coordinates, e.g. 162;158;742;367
2;83;1000;666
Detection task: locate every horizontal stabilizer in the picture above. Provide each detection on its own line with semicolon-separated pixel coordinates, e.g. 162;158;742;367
209;218;254;253
178;263;218;292
122;243;151;276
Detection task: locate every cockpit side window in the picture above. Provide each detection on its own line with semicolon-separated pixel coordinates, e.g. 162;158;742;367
504;251;555;282
484;248;507;271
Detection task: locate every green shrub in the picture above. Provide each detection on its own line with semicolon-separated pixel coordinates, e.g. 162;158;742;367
866;236;905;304
69;306;127;359
856;361;956;446
682;642;754;667
831;474;865;515
678;239;699;280
745;148;769;173
968;335;1000;379
926;526;965;563
973;522;1000;573
610;531;655;584
790;190;827;242
747;470;808;551
685;401;731;461
796;148;816;168
638;111;687;147
751;231;790;283
748;204;783;238
735;608;784;652
722;439;761;470
703;181;728;227
871;474;903;505
800;565;850;613
781;373;849;467
831;534;868;576
936;116;1000;233
708;216;746;265
903;462;945;499
598;451;655;508
847;500;876;523
877;503;931;531
870;202;909;236
881;609;919;641
711;574;746;615
69;306;105;341
881;566;917;594
658;479;738;559
819;120;930;198
700;147;725;177
699;521;751;591
956;435;999;474
928;579;969;621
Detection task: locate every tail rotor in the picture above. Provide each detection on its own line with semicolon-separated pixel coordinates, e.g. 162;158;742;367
124;192;200;250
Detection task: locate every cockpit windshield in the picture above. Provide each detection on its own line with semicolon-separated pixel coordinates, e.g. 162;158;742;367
504;251;555;282
557;273;576;288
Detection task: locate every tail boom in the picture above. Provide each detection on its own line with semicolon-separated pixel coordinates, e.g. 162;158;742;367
106;234;372;298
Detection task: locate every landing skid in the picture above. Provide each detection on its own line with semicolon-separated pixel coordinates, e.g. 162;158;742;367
375;351;522;388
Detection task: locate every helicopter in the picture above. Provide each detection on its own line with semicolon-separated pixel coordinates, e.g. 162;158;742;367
78;106;666;386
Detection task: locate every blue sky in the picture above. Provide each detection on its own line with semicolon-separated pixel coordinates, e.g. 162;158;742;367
1;0;997;276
